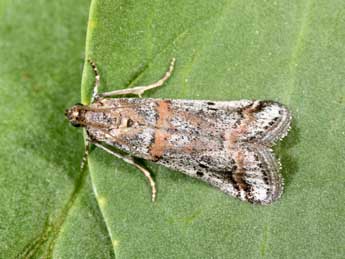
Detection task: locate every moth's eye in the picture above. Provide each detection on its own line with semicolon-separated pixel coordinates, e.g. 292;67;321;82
71;121;82;127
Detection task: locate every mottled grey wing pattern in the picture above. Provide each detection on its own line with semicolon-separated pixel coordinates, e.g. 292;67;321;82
141;99;291;204
84;98;291;204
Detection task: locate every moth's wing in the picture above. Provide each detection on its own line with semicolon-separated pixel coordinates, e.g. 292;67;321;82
234;144;283;204
157;143;283;204
239;101;292;145
199;144;283;204
165;99;292;146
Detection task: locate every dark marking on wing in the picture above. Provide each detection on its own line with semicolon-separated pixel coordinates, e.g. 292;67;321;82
196;171;204;177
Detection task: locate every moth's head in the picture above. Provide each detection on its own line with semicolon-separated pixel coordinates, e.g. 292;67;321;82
64;103;86;127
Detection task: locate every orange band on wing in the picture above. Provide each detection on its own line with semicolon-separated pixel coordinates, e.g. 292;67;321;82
149;100;171;160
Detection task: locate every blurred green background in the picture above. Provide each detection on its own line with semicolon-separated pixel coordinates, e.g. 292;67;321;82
0;0;344;258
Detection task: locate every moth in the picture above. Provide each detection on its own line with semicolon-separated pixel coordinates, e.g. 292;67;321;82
65;58;291;204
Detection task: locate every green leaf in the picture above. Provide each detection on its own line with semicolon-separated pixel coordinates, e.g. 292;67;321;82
83;0;345;258
0;1;113;258
2;0;345;258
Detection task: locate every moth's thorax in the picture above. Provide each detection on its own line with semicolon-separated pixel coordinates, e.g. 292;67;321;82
84;99;151;145
85;109;119;127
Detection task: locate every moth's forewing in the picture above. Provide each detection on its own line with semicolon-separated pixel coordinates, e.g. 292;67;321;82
84;98;291;204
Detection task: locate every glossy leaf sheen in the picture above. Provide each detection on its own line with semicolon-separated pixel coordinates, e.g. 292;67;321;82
83;0;345;258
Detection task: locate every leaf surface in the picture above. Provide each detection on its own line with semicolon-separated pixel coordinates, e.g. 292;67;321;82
83;0;345;258
0;1;113;258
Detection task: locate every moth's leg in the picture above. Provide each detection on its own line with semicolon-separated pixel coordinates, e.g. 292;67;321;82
93;142;157;202
80;140;91;171
87;58;101;103
99;58;175;98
